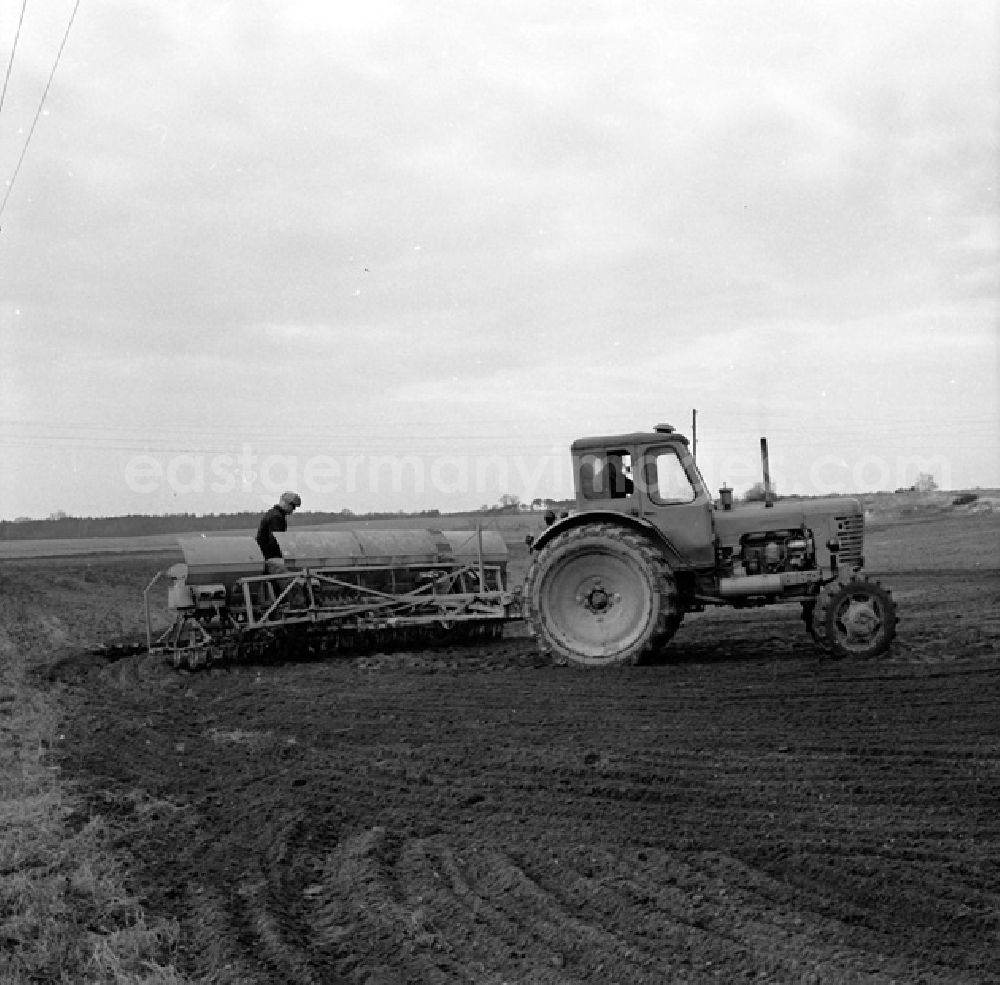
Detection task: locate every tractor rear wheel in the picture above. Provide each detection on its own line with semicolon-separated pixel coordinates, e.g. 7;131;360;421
524;522;679;667
813;573;897;659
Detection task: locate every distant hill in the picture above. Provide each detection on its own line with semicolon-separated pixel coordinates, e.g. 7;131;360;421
7;489;988;544
0;509;443;542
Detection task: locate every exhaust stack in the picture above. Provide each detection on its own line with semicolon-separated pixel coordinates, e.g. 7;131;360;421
760;437;774;508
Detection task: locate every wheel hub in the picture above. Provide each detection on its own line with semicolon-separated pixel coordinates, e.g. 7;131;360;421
578;580;620;614
841;599;880;642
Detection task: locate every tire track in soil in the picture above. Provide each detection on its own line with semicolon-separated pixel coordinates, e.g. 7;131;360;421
56;607;1000;985
882;571;1000;665
296;830;975;984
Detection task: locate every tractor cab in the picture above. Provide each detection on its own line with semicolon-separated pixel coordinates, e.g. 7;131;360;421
570;424;716;567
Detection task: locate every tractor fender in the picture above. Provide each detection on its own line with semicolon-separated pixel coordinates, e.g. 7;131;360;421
529;510;687;569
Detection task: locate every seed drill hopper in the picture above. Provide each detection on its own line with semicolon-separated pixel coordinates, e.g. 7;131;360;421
144;527;517;668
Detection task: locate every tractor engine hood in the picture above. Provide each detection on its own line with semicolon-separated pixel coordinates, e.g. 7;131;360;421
713;497;862;549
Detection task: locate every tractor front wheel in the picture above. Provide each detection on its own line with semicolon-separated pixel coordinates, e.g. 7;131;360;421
524;523;679;667
813;573;897;659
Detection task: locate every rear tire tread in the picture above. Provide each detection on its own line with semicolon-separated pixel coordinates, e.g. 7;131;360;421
524;522;680;667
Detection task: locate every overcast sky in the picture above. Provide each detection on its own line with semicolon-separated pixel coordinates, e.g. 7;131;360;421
1;0;997;520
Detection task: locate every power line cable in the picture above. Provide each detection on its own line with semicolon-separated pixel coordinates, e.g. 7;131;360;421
0;0;29;116
0;412;995;436
0;420;996;453
0;0;81;227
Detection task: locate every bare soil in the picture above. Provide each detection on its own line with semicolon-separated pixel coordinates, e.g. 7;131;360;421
8;510;1000;983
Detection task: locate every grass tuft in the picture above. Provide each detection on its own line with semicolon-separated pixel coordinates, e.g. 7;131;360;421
1;623;193;985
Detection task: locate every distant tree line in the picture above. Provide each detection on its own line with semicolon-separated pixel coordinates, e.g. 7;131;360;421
477;494;568;513
741;482;778;503
0;508;443;541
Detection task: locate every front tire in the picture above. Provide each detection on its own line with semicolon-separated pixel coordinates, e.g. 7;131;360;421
813;573;897;659
524;523;679;667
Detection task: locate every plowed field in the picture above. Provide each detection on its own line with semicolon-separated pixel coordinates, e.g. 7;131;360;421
8;510;1000;983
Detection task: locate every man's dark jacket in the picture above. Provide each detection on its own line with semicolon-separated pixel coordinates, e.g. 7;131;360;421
255;505;287;561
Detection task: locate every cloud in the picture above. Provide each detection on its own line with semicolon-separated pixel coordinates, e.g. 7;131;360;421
0;0;996;517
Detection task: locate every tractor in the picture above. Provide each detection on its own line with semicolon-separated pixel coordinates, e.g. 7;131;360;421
523;424;897;666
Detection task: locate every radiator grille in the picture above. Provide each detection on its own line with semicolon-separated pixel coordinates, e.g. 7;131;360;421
835;513;864;567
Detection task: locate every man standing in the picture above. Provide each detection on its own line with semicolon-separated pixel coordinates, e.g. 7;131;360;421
255;491;301;573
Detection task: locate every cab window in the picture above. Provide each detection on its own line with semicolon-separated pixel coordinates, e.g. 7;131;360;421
644;448;696;504
579;450;634;500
